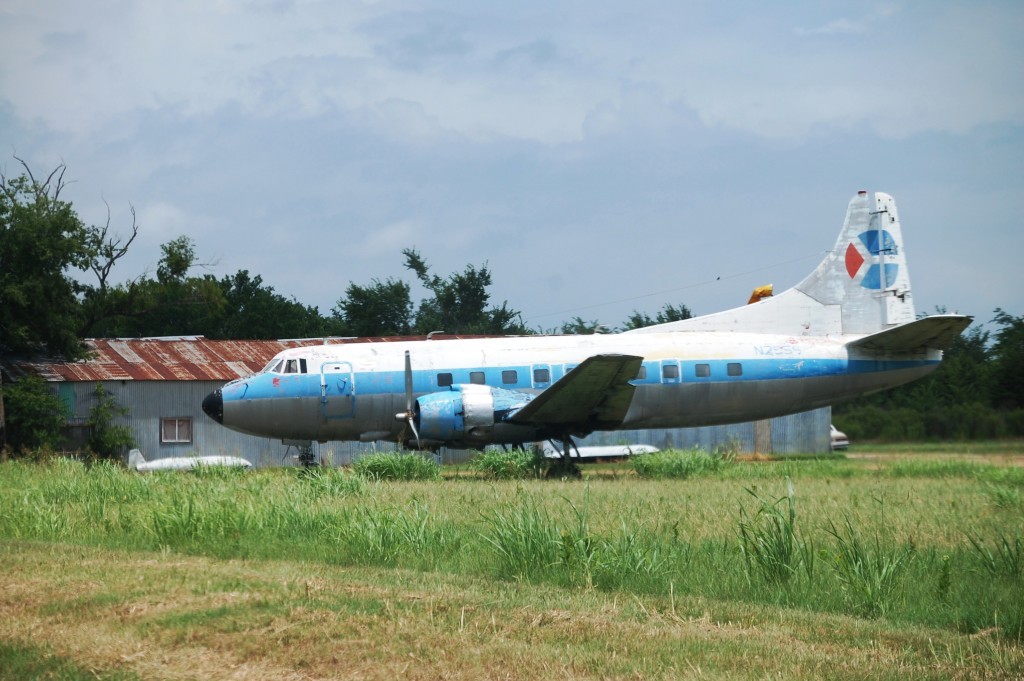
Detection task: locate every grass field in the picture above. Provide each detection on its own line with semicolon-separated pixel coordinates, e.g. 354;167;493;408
1;444;1021;679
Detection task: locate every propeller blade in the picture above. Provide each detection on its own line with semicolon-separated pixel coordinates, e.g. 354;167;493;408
394;350;421;450
404;350;414;415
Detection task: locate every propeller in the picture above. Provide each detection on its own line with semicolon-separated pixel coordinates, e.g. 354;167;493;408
395;350;421;449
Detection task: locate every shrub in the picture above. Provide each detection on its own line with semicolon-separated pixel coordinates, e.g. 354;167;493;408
352;451;440;481
85;384;134;461
470;448;547;479
2;375;66;453
631;447;731;479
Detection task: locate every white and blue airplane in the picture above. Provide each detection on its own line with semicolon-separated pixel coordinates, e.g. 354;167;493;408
202;191;971;458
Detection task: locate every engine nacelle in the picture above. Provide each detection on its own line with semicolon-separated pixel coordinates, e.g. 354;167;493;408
416;384;497;442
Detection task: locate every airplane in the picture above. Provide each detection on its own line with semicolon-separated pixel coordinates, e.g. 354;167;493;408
202;190;971;465
542;443;660;461
128;448;252;472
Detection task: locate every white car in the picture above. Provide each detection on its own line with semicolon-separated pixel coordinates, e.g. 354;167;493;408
830;424;849;451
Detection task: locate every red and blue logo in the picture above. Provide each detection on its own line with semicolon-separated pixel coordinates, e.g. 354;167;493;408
845;230;899;290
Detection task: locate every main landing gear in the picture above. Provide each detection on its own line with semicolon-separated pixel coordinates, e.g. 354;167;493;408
545;434;582;479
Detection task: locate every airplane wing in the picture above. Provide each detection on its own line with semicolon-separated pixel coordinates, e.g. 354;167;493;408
507;354;643;430
846;314;972;353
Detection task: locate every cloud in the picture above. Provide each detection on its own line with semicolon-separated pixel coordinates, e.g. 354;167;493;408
1;1;1021;329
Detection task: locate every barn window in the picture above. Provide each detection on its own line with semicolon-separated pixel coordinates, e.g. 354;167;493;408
161;418;192;444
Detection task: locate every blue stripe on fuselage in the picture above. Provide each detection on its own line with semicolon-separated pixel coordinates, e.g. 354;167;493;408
228;357;938;402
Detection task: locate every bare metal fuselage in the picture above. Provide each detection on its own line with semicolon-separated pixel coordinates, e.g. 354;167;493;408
215;330;937;447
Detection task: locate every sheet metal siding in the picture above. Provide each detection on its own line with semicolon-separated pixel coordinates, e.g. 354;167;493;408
770;407;831;454
578;407;832;455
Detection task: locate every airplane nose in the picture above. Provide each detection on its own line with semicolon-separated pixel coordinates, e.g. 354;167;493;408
202;389;223;424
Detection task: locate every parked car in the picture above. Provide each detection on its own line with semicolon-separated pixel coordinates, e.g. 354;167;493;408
830;424;849;451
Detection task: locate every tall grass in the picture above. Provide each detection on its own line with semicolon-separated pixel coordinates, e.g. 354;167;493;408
967;531;1023;578
737;479;814;588
825;516;914;617
352;451;440;481
631;447;732;479
469;448;547;479
1;456;1021;639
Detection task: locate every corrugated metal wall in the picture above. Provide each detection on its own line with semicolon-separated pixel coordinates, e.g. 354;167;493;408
56;381;832;468
555;407;831;456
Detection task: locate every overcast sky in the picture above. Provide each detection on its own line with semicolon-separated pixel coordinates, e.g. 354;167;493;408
2;1;1021;333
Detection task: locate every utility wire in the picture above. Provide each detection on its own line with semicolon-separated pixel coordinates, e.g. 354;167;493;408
526;249;827;323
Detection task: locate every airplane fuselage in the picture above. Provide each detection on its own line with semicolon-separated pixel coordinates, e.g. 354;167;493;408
211;330;938;448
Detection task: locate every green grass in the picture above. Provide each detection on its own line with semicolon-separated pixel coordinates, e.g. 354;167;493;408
0;640;141;681
469;447;548;479
351;451;441;480
631;446;733;478
0;449;1022;679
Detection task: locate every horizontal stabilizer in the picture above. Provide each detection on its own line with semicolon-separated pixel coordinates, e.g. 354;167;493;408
846;315;972;353
509;354;642;429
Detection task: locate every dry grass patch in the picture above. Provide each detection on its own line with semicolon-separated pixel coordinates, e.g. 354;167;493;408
2;541;1020;680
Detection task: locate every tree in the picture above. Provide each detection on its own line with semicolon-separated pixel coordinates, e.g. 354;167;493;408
990;309;1024;410
402;248;528;335
1;375;67;453
332;250;528;337
210;270;331;340
333;277;413;337
559;317;603;334
85;236;226;338
621;303;693;331
85;383;134;461
0;160;91;358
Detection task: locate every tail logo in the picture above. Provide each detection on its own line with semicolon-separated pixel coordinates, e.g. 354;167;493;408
844;230;899;290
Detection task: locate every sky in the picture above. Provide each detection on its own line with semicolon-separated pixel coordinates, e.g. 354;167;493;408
1;1;1021;333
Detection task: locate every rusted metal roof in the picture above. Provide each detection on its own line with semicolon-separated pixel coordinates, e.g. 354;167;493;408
0;335;506;383
2;338;318;382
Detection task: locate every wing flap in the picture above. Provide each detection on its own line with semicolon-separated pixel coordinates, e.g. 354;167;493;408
509;354;643;429
846;314;972;353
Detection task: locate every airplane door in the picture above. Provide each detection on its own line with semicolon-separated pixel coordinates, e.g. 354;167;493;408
320;361;355;419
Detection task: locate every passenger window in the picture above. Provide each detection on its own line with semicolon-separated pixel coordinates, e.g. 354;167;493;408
662;364;679;380
728;363;743;377
502;370;517;385
437;373;453;387
470;371;485;385
533;368;550;384
636;366;647;380
695;364;710;378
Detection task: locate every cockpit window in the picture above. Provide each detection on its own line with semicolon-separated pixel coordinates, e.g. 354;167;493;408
284;359;299;374
263;359;284;374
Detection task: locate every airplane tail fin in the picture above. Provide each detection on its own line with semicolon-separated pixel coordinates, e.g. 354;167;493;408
628;191;919;337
